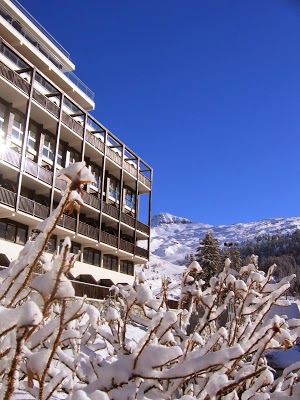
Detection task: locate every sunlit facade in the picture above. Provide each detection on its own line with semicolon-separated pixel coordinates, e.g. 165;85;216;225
0;0;152;287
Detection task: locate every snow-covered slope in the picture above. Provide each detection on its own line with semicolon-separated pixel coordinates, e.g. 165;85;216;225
138;213;300;298
150;213;300;264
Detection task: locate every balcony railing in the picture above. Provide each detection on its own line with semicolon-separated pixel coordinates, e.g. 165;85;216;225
81;191;101;210
139;173;151;189
32;88;60;118
123;160;138;178
119;238;134;254
78;221;99;241
0;147;21;168
24;158;53;185
103;202;119;219
137;220;150;235
85;130;104;153
101;230;118;248
121;212;135;229
61;112;84;137
19;196;49;219
0;60;30;95
135;246;148;259
57;214;76;231
106;147;122;166
0;187;16;208
1;1;95;100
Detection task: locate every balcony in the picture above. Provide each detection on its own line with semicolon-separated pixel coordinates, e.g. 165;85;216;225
0;147;21;168
24;158;53;185
0;59;30;95
19;195;49;219
78;221;99;241
0;186;16;208
0;1;95;101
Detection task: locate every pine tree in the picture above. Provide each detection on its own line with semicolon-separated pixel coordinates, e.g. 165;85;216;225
196;231;222;287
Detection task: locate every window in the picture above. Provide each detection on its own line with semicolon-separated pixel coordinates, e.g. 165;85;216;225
0;43;28;70
16;227;27;244
0;219;28;244
43;134;55;161
57;144;64;167
69;149;80;165
103;254;118;271
27;124;38;152
47;236;57;253
124;188;136;210
0;103;6;142
11;114;24;143
120;260;134;276
83;247;101;266
71;241;81;255
90;164;101;190
109;177;120;201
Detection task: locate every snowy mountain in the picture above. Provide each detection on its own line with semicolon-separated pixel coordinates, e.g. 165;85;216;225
139;213;300;298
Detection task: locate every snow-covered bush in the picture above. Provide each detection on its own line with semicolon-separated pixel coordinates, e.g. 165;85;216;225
1;163;300;399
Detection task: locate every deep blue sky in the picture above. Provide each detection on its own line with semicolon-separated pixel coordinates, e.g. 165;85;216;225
19;0;300;225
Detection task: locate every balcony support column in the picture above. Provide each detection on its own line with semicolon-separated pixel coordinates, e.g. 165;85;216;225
98;130;108;243
133;157;140;257
147;168;153;258
50;93;64;214
15;67;36;212
117;145;125;251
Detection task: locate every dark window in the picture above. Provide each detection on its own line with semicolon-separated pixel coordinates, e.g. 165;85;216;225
0;219;28;244
109;177;120;201
124;188;136;210
120;260;134;276
103;254;118;271
83;247;101;266
71;242;81;255
47;236;57;253
16;227;27;244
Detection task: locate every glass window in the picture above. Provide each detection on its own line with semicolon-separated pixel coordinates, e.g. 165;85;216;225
11;114;24;143
43;134;55;161
71;242;81;255
47;236;57;253
57;144;64;167
120;260;134;275
109;177;120;201
16;227;27;244
27;125;37;152
0;221;6;239
103;254;118;271
69;149;80;165
0;104;6;141
83;247;101;266
90;164;101;190
125;188;136;210
6;223;16;241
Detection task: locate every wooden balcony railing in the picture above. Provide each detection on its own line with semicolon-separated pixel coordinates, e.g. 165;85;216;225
123;160;138;177
135;246;148;259
0;60;30;95
71;280;110;300
0;187;16;208
32;88;60;118
85;131;105;153
101;230;118;248
57;214;76;231
103;202;119;219
0;147;21;168
24;158;53;185
19;196;49;219
78;221;99;240
119;238;134;254
121;212;135;228
106;147;122;166
137;220;150;235
81;191;101;210
139;173;151;189
61;112;84;137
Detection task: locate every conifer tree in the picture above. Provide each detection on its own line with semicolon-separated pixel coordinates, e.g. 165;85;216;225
196;231;222;287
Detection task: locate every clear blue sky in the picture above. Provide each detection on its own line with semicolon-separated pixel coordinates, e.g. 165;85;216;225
19;0;300;226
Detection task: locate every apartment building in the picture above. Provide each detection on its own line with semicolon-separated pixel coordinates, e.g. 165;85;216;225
0;0;152;287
